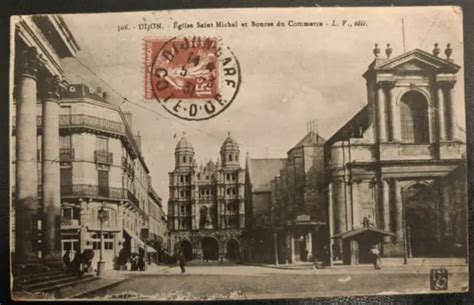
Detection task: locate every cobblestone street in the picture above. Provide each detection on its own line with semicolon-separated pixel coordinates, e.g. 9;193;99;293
84;262;468;300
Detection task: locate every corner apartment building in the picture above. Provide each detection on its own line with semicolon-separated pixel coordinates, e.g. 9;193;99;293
12;83;156;270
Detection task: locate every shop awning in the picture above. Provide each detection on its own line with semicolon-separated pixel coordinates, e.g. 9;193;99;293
123;227;145;247
332;226;395;240
146;245;157;253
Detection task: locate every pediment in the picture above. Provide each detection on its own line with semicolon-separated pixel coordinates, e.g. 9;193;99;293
392;59;437;72
375;49;460;73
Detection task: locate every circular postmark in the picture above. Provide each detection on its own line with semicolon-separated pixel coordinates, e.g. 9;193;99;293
150;36;241;121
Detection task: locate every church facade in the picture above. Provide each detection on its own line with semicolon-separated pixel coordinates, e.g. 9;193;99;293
327;45;466;264
167;134;245;261
243;44;467;266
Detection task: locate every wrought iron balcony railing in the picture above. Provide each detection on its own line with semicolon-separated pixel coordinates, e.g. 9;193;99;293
12;113;141;159
59;148;75;162
59;114;125;135
60;184;125;200
94;150;113;164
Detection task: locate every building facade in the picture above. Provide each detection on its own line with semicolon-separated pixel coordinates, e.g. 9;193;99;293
244;131;329;265
12;83;160;270
244;45;467;266
326;45;466;264
143;181;169;263
168;134;245;261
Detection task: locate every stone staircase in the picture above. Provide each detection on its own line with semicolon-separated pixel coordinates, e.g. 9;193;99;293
13;264;99;296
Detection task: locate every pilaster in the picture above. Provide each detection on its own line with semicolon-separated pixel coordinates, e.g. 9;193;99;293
436;83;447;141
376;82;388;142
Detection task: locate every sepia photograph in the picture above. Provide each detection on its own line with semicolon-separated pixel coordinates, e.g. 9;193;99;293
8;6;468;300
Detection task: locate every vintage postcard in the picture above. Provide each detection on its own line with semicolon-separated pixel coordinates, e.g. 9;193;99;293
9;6;468;300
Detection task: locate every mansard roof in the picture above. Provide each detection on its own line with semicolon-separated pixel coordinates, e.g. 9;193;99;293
363;48;461;79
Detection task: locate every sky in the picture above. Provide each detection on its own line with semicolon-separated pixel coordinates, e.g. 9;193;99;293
60;7;465;210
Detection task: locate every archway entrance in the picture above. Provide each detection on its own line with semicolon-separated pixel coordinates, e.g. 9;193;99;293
404;184;437;257
400;91;429;144
180;240;193;261
202;237;219;261
226;239;240;261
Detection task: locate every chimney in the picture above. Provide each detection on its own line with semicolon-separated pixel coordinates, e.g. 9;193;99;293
135;130;142;151
102;91;108;101
123;111;133;129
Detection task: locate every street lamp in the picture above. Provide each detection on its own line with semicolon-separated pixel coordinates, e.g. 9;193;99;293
97;202;109;275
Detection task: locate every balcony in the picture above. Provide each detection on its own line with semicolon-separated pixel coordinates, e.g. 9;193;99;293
12;114;141;159
61;184;125;200
59;148;75;162
94;150;113;164
59;114;125;135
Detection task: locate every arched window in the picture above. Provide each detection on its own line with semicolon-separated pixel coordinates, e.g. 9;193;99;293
400;91;430;144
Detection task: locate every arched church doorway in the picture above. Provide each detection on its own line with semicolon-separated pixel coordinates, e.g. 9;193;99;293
400;91;430;144
403;183;437;257
202;237;219;261
180;240;193;261
226;239;240;261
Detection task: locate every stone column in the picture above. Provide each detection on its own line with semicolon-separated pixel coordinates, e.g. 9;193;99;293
273;233;279;265
382;179;391;242
285;231;290;264
393;180;404;242
290;232;295;263
333;181;347;233
306;232;313;261
387;82;400;141
328;183;334;266
333;180;345;260
376;82;388;142
446;81;457;140
15;47;43;263
351;181;360;229
41;75;62;260
437;84;447;141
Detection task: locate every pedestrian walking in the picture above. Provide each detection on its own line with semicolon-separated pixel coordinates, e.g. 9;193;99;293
138;253;146;271
178;251;186;273
63;250;71;272
370;245;382;269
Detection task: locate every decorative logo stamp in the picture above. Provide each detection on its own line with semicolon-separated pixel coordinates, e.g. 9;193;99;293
144;36;241;120
430;268;448;291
